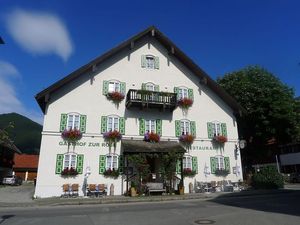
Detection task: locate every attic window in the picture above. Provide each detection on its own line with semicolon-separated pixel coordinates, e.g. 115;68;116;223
141;55;159;69
146;56;155;69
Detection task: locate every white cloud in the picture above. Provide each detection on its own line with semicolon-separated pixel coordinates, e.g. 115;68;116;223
5;9;73;61
0;60;43;124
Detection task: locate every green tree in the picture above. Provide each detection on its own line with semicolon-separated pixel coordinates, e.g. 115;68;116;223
217;66;299;166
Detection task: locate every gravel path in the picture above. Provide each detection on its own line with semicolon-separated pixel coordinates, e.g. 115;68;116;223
0;183;34;203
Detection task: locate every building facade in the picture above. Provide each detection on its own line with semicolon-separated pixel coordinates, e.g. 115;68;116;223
34;27;243;198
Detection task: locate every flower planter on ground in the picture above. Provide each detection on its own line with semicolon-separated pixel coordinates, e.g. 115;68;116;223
103;168;119;178
107;91;125;102
61;129;82;143
213;135;227;144
177;97;193;109
61;167;78;176
179;134;195;145
182;168;196;177
144;132;160;143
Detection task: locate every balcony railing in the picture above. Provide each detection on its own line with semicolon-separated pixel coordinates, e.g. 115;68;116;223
126;89;177;111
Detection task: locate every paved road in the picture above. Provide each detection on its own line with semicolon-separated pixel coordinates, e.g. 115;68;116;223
0;191;300;225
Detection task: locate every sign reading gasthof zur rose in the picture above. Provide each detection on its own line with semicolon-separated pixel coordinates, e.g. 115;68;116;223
59;141;111;147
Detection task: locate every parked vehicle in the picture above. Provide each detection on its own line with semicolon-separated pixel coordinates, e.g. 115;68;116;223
2;175;23;185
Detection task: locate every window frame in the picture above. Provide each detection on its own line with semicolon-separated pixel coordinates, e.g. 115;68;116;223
145;119;156;133
107;116;119;132
106;154;119;170
178;87;189;100
67;113;80;130
212;122;221;136
145;82;155;91
180;120;191;135
215;155;225;170
63;153;77;170
145;55;155;69
183;155;192;170
108;81;121;93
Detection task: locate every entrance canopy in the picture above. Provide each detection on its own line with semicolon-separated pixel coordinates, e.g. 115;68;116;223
122;140;186;153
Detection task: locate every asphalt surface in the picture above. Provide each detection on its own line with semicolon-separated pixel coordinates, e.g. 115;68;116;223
0;190;299;225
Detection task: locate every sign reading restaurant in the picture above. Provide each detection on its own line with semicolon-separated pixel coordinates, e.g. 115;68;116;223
58;141;220;150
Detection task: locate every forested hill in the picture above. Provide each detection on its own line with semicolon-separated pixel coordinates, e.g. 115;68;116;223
0;113;42;154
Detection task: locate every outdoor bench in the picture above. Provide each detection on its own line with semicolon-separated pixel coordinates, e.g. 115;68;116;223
146;182;166;195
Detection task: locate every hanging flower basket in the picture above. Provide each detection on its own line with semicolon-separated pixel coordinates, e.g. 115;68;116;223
179;134;195;145
183;168;196;177
107;91;125;102
61;128;82;143
103;168;120;178
144;132;160;143
61;167;78;176
177;97;193;109
213;135;228;144
103;130;122;143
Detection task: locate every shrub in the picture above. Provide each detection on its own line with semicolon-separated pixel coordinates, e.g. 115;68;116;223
252;166;284;189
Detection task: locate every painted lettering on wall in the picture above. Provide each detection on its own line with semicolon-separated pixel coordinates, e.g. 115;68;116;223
58;141;110;147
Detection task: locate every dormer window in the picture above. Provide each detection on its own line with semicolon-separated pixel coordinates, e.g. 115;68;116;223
141;55;159;69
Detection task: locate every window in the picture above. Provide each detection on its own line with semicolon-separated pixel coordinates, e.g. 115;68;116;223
212;122;221;136
178;87;188;100
63;154;77;170
146;56;155;69
183;156;192;170
215;155;225;170
106;154;118;170
180;120;190;135
145;119;156;133
145;83;155;91
67;114;80;130
107;116;119;131
108;81;120;93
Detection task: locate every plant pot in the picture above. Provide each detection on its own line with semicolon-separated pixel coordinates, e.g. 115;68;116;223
130;187;137;197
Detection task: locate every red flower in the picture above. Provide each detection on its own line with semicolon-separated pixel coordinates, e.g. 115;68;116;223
178;97;193;108
179;134;195;145
144;132;160;143
213;135;228;143
107;91;125;102
61;128;82;142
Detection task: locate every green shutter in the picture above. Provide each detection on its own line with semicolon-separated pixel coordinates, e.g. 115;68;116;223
120;82;126;95
175;120;181;137
99;155;106;174
141;83;146;90
154;85;159;92
80;115;87;133
101;116;107;133
221;123;227;137
103;80;109;95
210;157;217;174
141;55;146;68
192;156;198;173
207;122;214;139
174;87;179;100
188;88;194;101
139;118;145;135
119;155;124;174
154;56;159;69
55;154;64;174
224;157;230;173
190;121;196;136
119;117;125;135
176;159;181;174
60;114;67;132
76;154;84;174
156;119;162;136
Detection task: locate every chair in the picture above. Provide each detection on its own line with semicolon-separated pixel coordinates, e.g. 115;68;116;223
71;184;79;197
98;184;107;196
87;184;97;197
210;181;217;192
62;184;70;198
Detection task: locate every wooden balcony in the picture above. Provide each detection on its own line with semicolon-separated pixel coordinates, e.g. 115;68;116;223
125;89;177;111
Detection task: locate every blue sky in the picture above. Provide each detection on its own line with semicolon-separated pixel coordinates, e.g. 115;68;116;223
1;0;300;124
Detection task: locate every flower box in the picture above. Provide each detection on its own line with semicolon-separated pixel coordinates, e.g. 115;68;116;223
179;134;195;145
213;135;228;143
183;168;196;177
144;132;160;143
61;129;82;143
177;97;193;109
215;168;229;176
107;91;125;102
103;130;122;143
103;168;120;178
61;167;78;176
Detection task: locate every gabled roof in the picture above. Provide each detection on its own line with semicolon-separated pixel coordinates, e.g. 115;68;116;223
35;26;243;115
13;154;39;169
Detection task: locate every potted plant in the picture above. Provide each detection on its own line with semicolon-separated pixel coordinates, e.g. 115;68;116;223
103;130;122;146
213;135;228;144
182;168;196;177
107;91;125;102
177;97;193;109
130;181;137;197
61;128;82;143
215;168;229;176
61;167;79;176
179;134;195;145
144;132;160;143
103;168;120;179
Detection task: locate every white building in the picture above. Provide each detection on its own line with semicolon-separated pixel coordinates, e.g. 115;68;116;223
34;26;243;198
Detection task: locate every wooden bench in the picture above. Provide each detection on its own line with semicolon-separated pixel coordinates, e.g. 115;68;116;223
146;182;166;195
